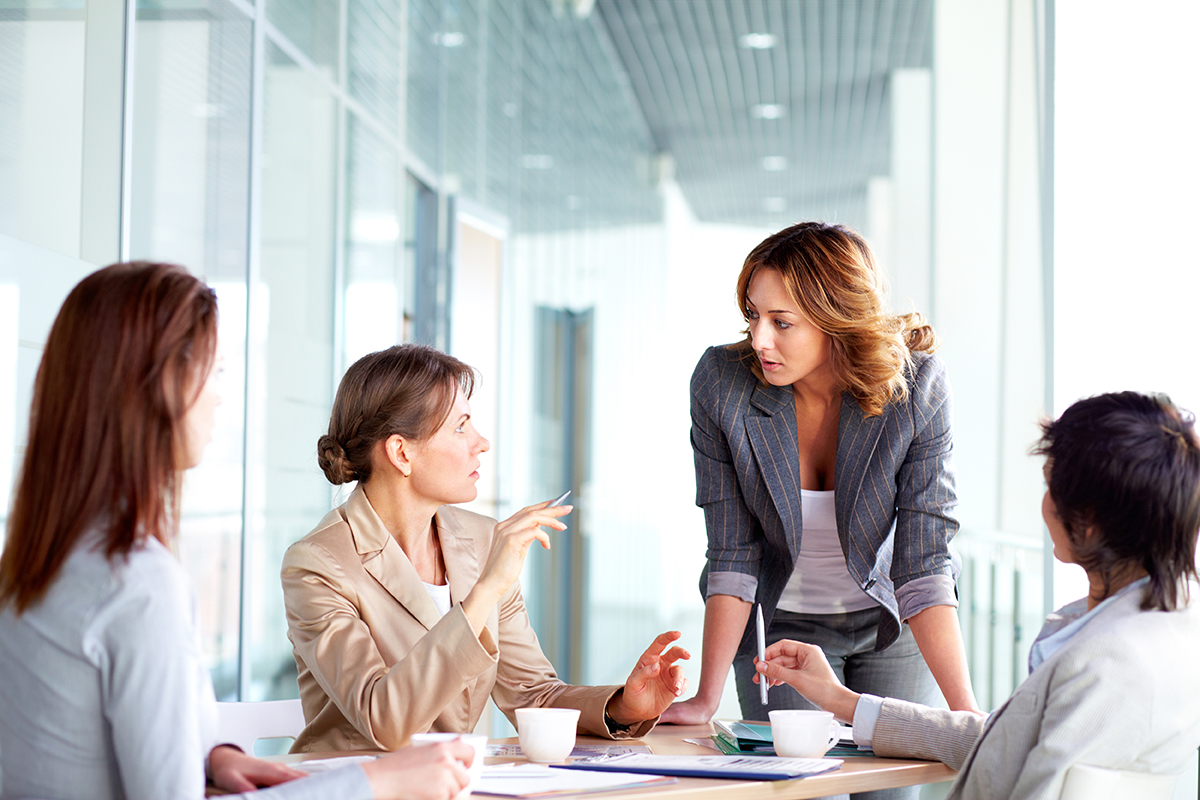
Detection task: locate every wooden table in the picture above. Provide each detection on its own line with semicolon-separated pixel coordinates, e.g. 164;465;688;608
264;723;955;800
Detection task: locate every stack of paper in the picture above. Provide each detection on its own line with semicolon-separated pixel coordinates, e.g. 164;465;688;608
712;720;775;754
474;764;676;797
712;719;866;757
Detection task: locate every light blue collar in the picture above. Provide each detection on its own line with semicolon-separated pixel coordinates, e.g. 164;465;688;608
1027;576;1150;674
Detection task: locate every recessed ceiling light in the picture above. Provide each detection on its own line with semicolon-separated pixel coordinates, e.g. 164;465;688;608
751;103;787;120
521;154;554;169
762;156;788;171
434;31;464;47
763;197;786;213
739;33;777;50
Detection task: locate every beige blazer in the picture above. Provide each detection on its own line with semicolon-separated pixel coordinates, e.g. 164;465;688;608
870;585;1200;799
281;488;653;752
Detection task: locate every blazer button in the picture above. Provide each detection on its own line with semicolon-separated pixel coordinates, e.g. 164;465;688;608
863;578;877;590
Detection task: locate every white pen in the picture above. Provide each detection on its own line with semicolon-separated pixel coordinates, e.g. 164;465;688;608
756;604;768;705
549;489;571;507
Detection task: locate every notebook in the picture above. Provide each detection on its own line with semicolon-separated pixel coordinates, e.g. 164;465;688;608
555;753;843;781
712;719;865;757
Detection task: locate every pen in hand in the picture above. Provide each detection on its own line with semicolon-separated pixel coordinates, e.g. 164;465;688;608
756;604;768;705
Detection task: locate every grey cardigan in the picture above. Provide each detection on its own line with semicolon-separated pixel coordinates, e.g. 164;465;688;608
0;535;370;800
690;344;960;655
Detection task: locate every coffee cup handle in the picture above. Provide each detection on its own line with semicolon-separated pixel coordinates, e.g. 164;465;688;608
826;721;840;748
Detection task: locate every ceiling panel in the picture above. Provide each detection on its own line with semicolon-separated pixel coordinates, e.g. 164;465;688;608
595;0;932;228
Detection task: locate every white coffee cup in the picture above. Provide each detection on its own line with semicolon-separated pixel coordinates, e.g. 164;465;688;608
410;732;488;797
769;709;840;758
515;707;580;763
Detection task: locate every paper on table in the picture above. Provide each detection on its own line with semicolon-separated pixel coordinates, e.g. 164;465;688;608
486;743;651;758
556;753;843;781
474;764;676;797
295;755;378;773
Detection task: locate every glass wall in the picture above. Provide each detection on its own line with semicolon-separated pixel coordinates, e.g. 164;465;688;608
3;1;1062;762
0;0;665;715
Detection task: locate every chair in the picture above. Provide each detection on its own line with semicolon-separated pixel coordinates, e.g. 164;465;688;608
215;699;306;756
1059;763;1180;800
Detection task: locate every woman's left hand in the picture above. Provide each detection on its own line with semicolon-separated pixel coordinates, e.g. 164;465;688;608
606;631;691;726
208;744;308;792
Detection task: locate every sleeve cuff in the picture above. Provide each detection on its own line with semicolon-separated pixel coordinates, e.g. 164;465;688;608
895;574;958;622
704;571;758;602
852;693;885;748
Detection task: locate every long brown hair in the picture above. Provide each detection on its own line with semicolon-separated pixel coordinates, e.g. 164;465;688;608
0;262;218;613
318;344;475;485
734;221;936;417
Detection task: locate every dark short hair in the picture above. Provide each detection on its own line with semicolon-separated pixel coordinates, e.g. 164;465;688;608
1034;391;1200;611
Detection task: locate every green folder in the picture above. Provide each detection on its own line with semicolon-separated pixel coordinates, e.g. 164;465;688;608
712;720;775;754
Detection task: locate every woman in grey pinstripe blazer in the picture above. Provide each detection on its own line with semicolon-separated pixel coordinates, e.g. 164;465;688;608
663;223;980;799
756;391;1200;799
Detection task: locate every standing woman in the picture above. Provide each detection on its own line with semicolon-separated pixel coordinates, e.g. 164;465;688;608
662;223;979;755
0;263;474;800
281;344;688;753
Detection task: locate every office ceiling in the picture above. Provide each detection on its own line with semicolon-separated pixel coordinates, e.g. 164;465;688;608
595;0;933;228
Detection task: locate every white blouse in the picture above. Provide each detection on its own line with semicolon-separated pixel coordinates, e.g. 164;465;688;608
775;490;878;615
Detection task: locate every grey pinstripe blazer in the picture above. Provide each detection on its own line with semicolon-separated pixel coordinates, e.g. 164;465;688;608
690;344;959;656
870;586;1200;799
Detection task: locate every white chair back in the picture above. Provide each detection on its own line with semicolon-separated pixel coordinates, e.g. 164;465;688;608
216;699;306;756
1059;763;1180;800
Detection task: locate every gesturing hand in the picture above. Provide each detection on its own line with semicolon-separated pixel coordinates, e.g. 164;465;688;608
606;631;691;726
208;745;307;793
461;499;573;634
475;500;572;599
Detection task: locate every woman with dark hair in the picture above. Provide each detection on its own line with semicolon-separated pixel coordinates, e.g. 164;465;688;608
0;263;475;800
663;222;979;776
755;391;1200;799
281;344;688;753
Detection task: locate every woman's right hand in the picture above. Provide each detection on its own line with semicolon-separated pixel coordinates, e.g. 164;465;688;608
462;500;572;630
361;741;473;800
756;639;861;722
658;694;719;725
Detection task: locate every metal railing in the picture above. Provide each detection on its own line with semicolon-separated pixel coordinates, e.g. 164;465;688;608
955;528;1045;712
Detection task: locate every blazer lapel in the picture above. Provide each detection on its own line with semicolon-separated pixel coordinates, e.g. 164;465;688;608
346;488;444;632
744;382;803;546
834;393;885;540
435;506;484;613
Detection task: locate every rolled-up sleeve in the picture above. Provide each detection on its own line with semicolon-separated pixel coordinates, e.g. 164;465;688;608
891;356;960;615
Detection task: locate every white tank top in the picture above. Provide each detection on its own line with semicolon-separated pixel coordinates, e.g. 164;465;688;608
423;581;452;617
774;489;878;614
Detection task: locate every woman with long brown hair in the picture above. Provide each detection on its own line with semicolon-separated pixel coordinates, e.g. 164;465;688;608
662;222;979;797
0;262;474;800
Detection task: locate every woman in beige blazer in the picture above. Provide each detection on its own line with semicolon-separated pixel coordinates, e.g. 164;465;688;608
755;391;1200;799
282;344;689;753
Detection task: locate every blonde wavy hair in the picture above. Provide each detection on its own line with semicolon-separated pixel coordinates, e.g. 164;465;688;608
733;221;937;417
